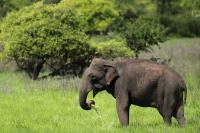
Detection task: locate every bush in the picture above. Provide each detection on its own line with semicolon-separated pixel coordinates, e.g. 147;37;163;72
43;0;61;4
0;2;94;79
124;17;165;57
1;0;39;11
0;7;7;19
164;14;200;37
59;0;119;35
90;36;134;58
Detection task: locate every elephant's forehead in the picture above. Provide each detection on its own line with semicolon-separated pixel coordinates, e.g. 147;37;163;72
91;58;106;67
88;65;104;76
89;62;103;70
91;58;105;64
89;68;102;75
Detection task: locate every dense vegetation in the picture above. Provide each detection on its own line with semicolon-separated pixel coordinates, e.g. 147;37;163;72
0;3;93;79
0;0;199;80
0;0;164;79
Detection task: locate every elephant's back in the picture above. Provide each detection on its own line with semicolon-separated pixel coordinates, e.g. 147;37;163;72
116;59;184;88
119;59;164;75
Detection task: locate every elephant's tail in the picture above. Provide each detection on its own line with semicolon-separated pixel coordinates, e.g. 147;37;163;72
181;81;187;105
184;85;187;105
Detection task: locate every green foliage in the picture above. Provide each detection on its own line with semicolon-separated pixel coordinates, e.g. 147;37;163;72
59;0;119;34
156;0;200;37
43;0;61;4
1;0;200;37
90;36;134;58
0;0;169;78
116;0;157;17
180;0;200;11
0;0;39;11
0;2;94;79
0;0;40;19
124;17;165;57
161;13;200;37
0;6;7;18
7;0;200;80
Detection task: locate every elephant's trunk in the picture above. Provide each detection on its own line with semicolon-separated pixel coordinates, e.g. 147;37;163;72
79;78;94;110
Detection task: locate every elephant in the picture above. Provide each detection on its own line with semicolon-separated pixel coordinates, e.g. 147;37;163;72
79;58;187;127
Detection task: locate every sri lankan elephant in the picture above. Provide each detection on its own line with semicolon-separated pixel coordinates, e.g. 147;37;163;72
79;58;187;126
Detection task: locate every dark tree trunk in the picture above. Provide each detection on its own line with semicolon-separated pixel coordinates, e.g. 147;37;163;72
15;59;45;80
32;60;45;80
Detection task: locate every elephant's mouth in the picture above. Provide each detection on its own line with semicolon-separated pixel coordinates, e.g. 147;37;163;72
93;89;98;98
93;84;105;98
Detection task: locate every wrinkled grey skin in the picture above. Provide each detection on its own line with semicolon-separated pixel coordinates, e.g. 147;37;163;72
79;58;187;127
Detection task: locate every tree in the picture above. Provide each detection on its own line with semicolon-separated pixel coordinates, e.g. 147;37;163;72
0;0;167;79
0;2;94;79
124;17;165;58
43;0;61;4
60;0;119;35
0;0;40;19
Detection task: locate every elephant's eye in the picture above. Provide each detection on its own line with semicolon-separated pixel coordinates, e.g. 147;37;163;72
91;75;97;81
89;74;99;82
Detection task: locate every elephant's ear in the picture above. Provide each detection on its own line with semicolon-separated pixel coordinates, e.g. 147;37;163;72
104;64;119;85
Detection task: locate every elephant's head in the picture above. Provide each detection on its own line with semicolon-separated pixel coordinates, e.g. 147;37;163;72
79;58;119;110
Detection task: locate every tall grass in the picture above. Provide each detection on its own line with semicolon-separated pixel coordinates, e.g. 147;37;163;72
141;38;200;78
0;38;199;133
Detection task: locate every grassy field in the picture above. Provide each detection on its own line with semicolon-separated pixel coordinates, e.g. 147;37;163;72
0;38;200;133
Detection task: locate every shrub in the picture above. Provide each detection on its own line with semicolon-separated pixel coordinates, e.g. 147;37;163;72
0;6;7;19
162;14;200;37
90;36;134;58
1;0;39;11
0;2;94;79
124;17;165;57
43;0;61;4
59;0;119;35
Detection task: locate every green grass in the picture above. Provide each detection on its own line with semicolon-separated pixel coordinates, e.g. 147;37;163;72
0;38;200;133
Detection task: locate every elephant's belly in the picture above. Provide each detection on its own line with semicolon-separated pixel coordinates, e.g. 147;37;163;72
129;90;158;108
130;98;157;107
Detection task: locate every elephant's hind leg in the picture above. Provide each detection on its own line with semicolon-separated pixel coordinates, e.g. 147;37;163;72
174;104;185;127
173;94;185;127
160;95;176;126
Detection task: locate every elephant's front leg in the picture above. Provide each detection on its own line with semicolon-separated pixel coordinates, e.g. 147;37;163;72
116;92;130;126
